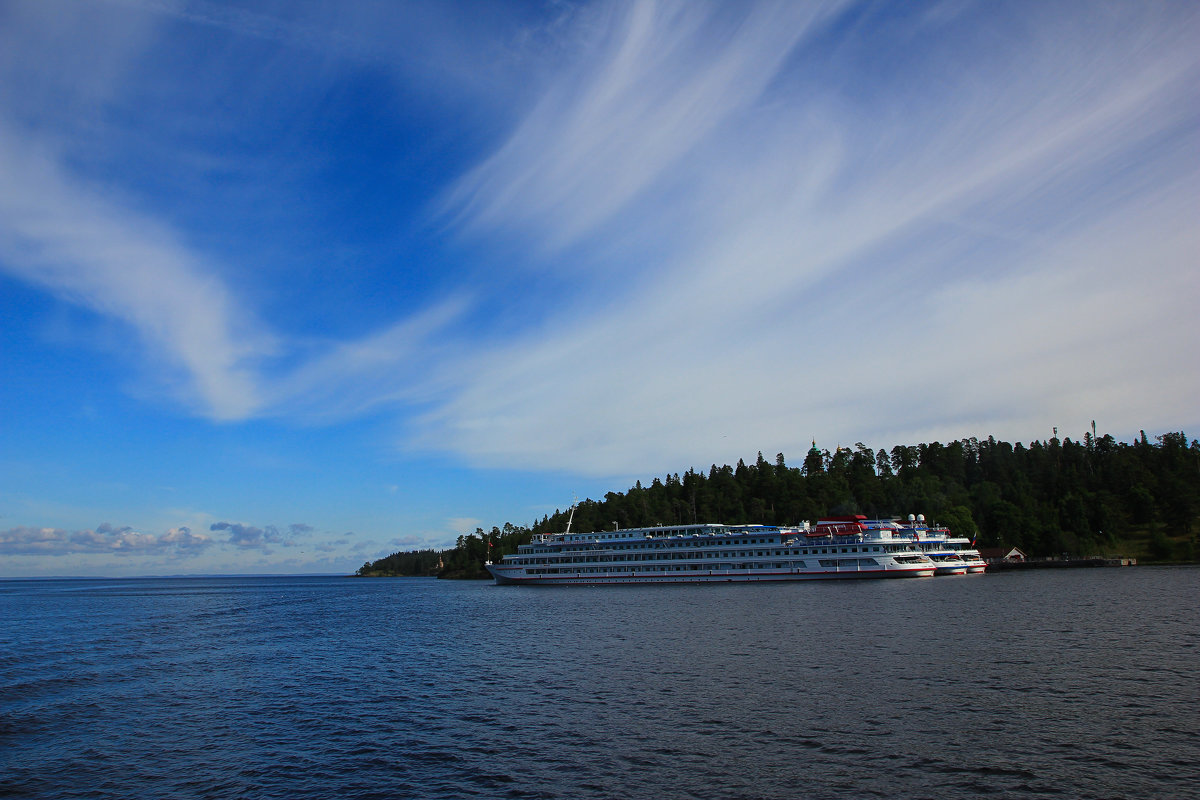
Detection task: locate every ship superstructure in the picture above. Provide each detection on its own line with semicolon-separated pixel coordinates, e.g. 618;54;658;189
486;515;936;585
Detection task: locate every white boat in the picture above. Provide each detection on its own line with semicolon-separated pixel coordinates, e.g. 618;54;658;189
956;544;988;574
486;514;935;585
925;553;970;575
891;515;986;574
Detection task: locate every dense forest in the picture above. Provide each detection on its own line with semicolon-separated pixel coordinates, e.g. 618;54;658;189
356;429;1200;577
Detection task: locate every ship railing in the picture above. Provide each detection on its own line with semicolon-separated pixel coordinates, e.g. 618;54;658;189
806;532;867;543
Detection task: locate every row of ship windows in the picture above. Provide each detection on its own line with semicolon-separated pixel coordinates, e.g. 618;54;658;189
566;529;724;540
565;529;780;541
523;559;880;574
527;543;893;556
512;546;894;565
530;537;781;552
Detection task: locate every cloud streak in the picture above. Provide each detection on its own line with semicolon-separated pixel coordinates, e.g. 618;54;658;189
421;0;1200;474
0;0;1196;489
444;1;847;252
0;128;274;419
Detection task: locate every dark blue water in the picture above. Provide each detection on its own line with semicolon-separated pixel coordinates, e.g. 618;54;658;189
2;568;1198;799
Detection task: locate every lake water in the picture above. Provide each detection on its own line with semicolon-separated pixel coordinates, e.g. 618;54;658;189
2;568;1198;799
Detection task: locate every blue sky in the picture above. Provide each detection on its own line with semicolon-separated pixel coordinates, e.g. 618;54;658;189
1;0;1197;577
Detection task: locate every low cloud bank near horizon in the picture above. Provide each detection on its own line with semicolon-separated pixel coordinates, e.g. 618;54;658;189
0;519;347;560
0;523;212;557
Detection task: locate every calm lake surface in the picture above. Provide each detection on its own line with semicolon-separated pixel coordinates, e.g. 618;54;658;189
2;568;1198;799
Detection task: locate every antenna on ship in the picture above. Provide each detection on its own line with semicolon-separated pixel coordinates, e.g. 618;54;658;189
564;494;577;535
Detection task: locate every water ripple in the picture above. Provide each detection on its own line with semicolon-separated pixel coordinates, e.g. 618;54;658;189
2;571;1199;799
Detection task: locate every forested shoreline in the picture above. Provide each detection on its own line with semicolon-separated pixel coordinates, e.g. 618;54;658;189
357;429;1199;578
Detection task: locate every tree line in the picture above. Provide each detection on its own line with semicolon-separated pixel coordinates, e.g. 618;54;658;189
356;428;1199;577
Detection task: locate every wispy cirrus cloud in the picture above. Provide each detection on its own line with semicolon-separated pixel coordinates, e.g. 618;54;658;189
0;0;474;425
423;0;1200;474
444;1;848;252
0;0;1196;488
0;128;275;419
262;297;471;423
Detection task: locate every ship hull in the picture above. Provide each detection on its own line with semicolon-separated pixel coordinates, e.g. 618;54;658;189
488;565;935;585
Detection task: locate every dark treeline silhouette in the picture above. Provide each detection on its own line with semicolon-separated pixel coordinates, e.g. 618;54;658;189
357;429;1199;577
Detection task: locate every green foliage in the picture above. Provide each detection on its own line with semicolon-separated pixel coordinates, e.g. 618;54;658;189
355;549;442;577
1148;529;1175;561
356;429;1200;575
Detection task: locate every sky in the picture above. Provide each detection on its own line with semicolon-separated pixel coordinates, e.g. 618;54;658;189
1;0;1197;577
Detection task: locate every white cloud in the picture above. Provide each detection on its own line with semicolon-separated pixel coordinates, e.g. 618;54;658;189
0;523;211;556
209;521;295;550
445;1;847;252
420;0;1200;475
0;127;275;419
0;0;1195;489
262;297;470;422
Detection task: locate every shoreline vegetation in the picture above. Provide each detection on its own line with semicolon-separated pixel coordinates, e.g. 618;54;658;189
357;429;1199;579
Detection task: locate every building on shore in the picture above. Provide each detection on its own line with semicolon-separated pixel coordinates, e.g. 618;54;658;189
979;546;1028;564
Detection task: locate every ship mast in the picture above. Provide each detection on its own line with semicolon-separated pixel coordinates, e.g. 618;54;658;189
564;497;577;535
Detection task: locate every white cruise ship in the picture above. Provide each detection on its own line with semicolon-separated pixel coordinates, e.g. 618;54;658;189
486;515;935;585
